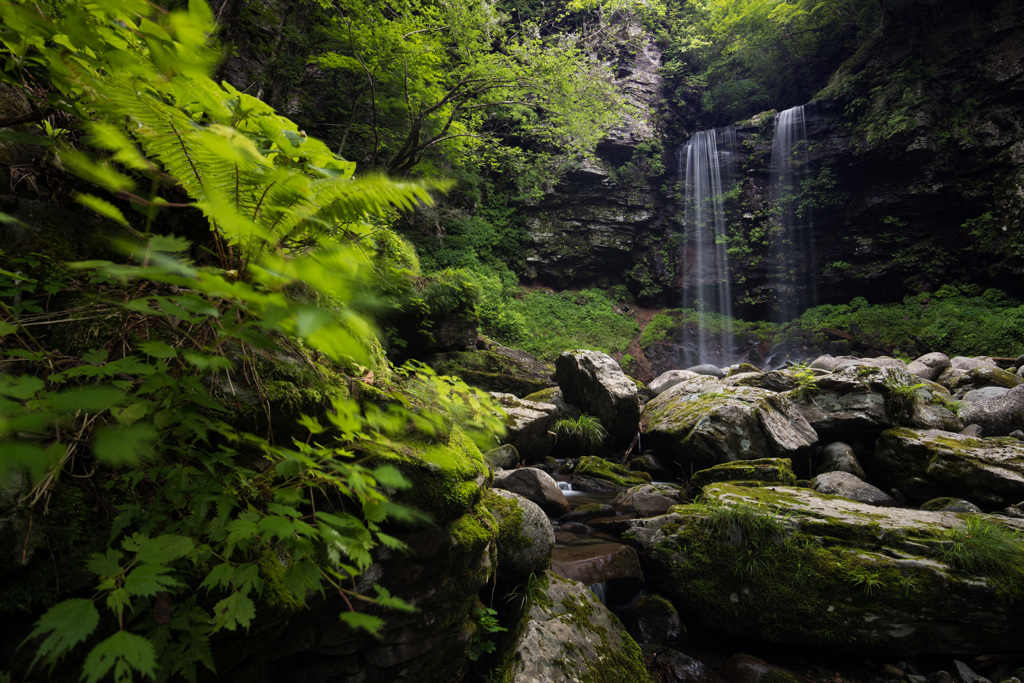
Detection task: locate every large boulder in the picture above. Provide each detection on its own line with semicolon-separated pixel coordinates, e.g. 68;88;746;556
555;350;640;446
490;392;558;462
625;483;1024;655
640;376;817;472
503;573;650;683
948;367;1023;398
648;369;699;397
810;471;897;506
493;468;571;516
815;442;867;480
908;352;952;382
615;484;687;518
959;385;1024;436
488;489;555;581
786;365;963;438
427;347;556;397
872;428;1024;509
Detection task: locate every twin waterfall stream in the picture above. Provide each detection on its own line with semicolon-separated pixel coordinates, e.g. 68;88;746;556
678;104;814;367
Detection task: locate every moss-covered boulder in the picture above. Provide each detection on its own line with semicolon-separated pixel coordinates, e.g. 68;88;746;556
428;347;556;398
500;573;653;683
614;484;687;518
689;458;797;491
625;483;1024;655
785;365;963;438
487;489;554;581
573;456;652;489
360;423;490;522
640;376;817;472
873;428;1024;510
618;594;684;647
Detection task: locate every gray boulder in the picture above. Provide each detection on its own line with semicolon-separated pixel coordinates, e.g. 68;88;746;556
640;376;817;472
506;573;649;683
493;467;571;516
951;356;998;371
555;350;640;446
959;385;1024;436
920;497;984;514
490;392;558;462
619;595;684;647
908;352;952;382
815;442;867;480
625;483;1024;655
685;363;725;378
614;483;686;517
810;471;897;506
834;356;909;372
949;367;1023;398
873;428;1024;509
809;354;856;372
964;386;1010;403
648;369;699;397
786;365;963;437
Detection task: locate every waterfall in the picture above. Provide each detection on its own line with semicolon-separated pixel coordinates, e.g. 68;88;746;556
768;105;815;324
679;127;737;367
588;581;609;605
557;481;573;492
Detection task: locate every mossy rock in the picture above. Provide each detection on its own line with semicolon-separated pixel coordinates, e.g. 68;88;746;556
429;348;556;397
624;483;1024;655
575;456;652;488
690;458;797;490
360;422;490;522
727;363;762;378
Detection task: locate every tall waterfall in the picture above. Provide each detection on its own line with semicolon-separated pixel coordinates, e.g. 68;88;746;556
768;105;814;324
679;127;736;366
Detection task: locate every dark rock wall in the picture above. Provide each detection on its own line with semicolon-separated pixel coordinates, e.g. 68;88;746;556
524;0;1024;312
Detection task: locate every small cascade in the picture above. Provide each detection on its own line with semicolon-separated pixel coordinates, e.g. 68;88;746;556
768;104;815;324
557;481;573;492
588;581;609;605
678;126;738;366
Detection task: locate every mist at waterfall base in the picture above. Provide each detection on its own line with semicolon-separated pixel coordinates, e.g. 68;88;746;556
675;104;818;369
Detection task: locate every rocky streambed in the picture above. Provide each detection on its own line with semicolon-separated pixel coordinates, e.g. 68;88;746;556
484;348;1024;683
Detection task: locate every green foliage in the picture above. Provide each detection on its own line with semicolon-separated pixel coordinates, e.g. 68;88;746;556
787;289;1024;358
467;605;508;661
935;516;1024;597
554;414;608;451
491;288;638;360
788;365;818;399
0;2;505;681
639;313;676;349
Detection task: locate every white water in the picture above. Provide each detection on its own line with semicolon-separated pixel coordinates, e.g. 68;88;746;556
768;105;815;324
588;581;609;605
679;127;737;366
557;481;573;492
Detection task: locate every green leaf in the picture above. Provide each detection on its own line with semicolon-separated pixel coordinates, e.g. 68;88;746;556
75;192;130;227
0;320;20;337
123;533;194;564
282;559;322;602
0;130;53;146
93;423;158;465
25;598;99;670
49;386;126;412
211;592;256;632
124;563;182;597
372;464;410;490
137;341;178;358
339;611;384;636
86;548;124;577
0;375;44;399
81;630;157;683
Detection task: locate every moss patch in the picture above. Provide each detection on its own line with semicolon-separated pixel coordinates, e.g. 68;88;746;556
575;456;652;488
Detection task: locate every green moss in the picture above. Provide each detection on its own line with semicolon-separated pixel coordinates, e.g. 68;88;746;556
481;489;532;556
523;387;558;403
690;458;797;490
361;422;489;522
575;456;652;488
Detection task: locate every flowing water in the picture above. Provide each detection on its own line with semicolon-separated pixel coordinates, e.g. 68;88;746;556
678;126;739;366
768;104;815;324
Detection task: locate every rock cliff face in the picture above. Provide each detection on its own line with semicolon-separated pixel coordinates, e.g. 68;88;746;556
519;16;669;290
525;0;1024;314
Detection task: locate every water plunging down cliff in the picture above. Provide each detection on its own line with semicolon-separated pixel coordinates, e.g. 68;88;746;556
768;104;817;324
678;126;738;366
